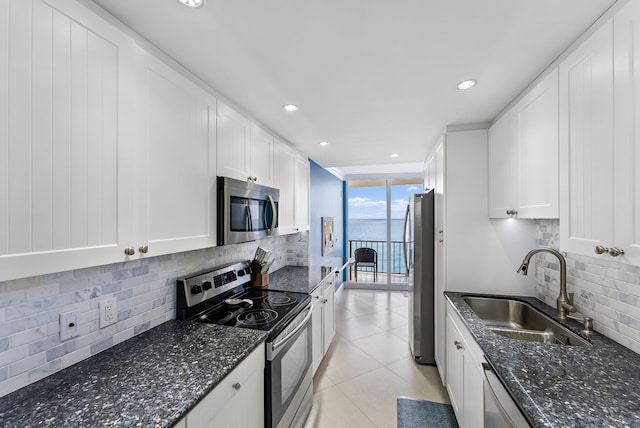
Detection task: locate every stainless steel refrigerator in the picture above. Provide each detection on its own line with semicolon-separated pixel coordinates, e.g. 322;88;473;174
403;190;435;365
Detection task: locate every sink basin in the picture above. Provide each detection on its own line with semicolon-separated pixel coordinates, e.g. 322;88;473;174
462;296;591;347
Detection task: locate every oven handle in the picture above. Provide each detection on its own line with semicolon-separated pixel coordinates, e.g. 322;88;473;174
271;304;313;352
264;194;277;236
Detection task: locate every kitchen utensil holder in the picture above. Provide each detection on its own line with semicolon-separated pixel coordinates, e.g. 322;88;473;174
251;260;269;287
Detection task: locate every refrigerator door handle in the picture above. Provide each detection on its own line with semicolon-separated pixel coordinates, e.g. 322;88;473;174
403;204;410;276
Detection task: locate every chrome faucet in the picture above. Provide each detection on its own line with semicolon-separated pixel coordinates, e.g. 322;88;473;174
517;247;576;320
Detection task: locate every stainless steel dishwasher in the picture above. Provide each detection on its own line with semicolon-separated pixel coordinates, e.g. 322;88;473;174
482;363;531;428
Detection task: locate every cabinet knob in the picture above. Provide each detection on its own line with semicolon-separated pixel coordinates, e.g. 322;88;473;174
594;245;609;255
506;209;518;216
139;245;149;254
454;340;463;350
438;239;444;243
124;247;135;256
608;247;625;257
233;382;241;391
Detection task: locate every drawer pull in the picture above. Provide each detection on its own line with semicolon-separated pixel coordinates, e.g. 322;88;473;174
124;247;135;256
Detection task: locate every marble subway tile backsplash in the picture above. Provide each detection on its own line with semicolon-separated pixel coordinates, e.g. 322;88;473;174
535;220;640;354
0;232;308;397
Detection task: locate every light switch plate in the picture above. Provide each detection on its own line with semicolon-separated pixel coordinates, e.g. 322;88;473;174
99;297;118;328
60;310;79;341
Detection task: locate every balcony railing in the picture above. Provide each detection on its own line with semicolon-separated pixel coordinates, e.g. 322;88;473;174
348;239;407;283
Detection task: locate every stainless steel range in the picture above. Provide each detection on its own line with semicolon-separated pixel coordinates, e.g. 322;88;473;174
176;261;313;428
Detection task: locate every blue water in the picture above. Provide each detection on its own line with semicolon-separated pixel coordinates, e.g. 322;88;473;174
348;218;405;241
348;219;406;274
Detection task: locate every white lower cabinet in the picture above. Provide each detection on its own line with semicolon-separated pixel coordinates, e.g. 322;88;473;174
311;274;336;375
185;343;265;428
445;300;485;428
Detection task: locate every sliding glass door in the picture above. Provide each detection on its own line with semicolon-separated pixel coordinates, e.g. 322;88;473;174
347;178;422;287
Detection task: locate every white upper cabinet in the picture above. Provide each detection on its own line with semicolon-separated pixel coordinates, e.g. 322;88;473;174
217;101;274;186
0;0;136;281
217;100;251;182
613;1;640;266
273;138;310;235
559;20;615;258
274;138;296;235
488;109;518;218
250;123;274;187
135;49;217;257
489;69;559;219
294;156;310;231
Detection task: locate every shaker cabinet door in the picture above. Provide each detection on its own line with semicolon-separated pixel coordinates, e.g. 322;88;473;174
613;2;640;266
250;123;274;186
294;156;310;231
488;110;518;218
559;20;614;257
135;50;217;257
274;138;296;235
217;101;251;182
0;0;135;281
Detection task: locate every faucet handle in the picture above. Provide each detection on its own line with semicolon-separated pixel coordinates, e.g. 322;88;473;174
568;292;574;306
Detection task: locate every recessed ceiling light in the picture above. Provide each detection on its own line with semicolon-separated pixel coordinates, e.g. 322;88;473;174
319;141;329;146
457;79;477;90
283;104;299;112
390;153;399;158
177;0;205;8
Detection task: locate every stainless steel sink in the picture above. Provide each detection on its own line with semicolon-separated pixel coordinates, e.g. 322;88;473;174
462;296;591;347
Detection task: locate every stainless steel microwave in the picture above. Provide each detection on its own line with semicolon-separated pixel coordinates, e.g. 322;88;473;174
217;176;279;246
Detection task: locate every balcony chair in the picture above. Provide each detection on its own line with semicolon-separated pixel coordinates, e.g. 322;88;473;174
353;247;378;283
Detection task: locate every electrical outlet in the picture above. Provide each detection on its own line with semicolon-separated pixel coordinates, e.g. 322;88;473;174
60;310;79;341
99;297;118;328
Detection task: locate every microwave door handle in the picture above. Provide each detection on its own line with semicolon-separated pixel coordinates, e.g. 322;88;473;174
245;205;253;231
265;195;276;236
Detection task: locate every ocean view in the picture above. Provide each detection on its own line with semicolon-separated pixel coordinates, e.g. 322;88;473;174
348;218;405;241
348;218;407;275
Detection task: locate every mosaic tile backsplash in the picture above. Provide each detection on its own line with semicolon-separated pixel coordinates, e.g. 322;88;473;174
0;232;308;397
535;220;640;354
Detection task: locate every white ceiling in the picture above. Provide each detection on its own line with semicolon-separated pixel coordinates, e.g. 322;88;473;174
90;0;616;176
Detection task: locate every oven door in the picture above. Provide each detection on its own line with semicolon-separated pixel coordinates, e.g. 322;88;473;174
266;307;313;428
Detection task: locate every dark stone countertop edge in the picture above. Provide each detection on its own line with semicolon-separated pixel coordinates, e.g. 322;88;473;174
265;265;338;294
445;292;640;428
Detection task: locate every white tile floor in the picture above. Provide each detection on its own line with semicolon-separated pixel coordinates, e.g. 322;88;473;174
304;288;450;428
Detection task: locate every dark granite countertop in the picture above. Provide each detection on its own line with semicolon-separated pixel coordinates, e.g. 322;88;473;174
0;321;267;427
446;292;640;427
265;265;337;293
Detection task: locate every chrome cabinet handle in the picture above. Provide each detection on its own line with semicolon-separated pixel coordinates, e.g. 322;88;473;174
233;382;241;391
454;340;463;350
124;247;135;256
139;245;149;254
609;247;625;257
594;245;609;255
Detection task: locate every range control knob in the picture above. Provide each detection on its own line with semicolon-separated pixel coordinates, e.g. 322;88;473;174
237;269;245;277
202;281;212;291
190;284;203;295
